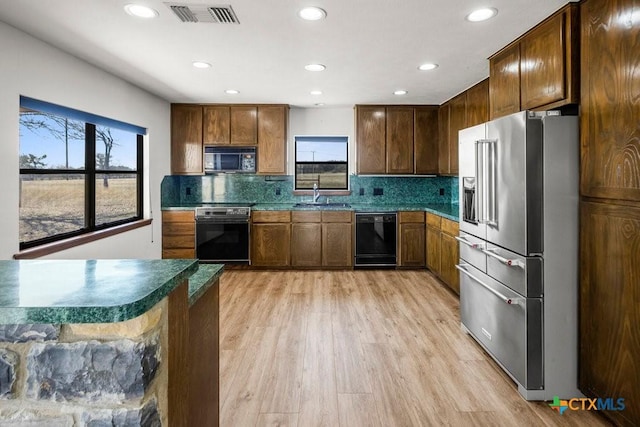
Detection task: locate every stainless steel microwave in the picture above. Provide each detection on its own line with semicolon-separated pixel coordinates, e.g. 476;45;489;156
204;147;256;173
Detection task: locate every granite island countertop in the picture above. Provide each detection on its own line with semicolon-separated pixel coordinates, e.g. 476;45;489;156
0;259;219;324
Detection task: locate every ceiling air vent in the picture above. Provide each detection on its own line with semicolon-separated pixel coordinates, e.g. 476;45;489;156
165;3;240;24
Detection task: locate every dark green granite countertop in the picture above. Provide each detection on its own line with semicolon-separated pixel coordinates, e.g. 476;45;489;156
0;259;199;324
188;264;224;306
163;203;459;221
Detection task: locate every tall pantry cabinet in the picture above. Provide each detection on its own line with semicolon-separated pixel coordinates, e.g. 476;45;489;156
579;1;640;426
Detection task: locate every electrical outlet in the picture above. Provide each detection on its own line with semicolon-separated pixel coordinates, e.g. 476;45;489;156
439;188;445;196
186;187;192;196
373;188;383;196
275;188;281;195
359;187;365;196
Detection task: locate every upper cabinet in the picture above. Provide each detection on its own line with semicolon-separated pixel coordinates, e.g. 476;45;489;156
490;4;579;119
356;105;438;175
171;104;204;175
447;93;467;176
257;105;287;175
172;103;288;175
466;78;490;127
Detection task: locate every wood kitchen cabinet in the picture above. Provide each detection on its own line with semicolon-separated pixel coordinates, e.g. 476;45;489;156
202;106;229;145
437;103;450;176
414;106;439;175
356;106;386;174
290;211;352;268
425;213;459;295
386;107;414;174
162;210;196;259
489;4;578;119
447;93;467;176
398;211;425;267
466;79;489;127
257;105;287;175
171;105;204;175
489;43;521;120
251;211;291;267
203;105;257;146
425;213;441;273
321;211;353;267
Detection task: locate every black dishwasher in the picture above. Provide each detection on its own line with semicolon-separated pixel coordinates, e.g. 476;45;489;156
354;212;397;267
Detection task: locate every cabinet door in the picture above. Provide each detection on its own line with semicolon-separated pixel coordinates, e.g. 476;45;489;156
426;225;441;274
356;106;386;174
322;222;352;267
581;0;640;202
257;105;287;175
438;103;451;174
251;223;290;266
230;106;257;145
489;43;521;120
171;105;203;175
203;106;230;145
414;107;439;175
466;79;489;127
291;223;322;266
162;211;195;259
441;233;460;294
580;201;640;426
400;223;426;267
386;107;414;174
448;93;467;175
520;13;566;109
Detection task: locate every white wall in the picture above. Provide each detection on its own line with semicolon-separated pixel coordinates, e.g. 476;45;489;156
287;107;355;175
0;21;170;260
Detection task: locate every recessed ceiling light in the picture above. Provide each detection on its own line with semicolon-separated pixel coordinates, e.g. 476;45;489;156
394;90;408;96
305;63;326;72
310;90;323;95
418;63;439;71
225;89;240;94
466;7;498;22
315;103;325;107
192;61;212;69
124;4;158;18
298;7;327;21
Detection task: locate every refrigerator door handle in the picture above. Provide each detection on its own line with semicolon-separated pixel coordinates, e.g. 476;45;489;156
455;235;485;250
482;139;498;227
456;264;524;306
475;140;484;224
482;248;525;269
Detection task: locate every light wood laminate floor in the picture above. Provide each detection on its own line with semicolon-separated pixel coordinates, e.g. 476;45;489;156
219;270;610;427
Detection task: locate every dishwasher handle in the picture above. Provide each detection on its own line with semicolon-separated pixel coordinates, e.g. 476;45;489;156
456;264;523;306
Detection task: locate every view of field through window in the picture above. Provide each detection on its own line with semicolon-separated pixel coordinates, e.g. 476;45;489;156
19;107;139;245
295;136;348;189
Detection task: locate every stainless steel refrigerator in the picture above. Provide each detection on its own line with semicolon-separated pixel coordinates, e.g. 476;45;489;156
457;110;582;400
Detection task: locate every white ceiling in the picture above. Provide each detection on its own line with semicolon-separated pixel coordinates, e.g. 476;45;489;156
0;0;570;107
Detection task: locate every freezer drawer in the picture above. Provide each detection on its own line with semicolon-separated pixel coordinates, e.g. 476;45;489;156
456;233;487;273
458;262;543;390
483;244;543;298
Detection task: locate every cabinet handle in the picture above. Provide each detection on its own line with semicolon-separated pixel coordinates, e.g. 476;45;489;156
481;248;524;269
456;263;523;306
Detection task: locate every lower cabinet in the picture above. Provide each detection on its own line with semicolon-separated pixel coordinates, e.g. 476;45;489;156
290;210;353;268
426;213;460;294
251;211;291;267
398;211;426;267
321;211;353;267
162;211;195;259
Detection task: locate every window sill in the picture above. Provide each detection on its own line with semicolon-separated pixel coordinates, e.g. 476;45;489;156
14;219;153;260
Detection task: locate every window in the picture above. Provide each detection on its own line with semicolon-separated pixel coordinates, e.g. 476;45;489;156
295;136;348;190
18;96;145;249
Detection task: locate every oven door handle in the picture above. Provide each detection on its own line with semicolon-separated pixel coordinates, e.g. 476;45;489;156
196;219;250;224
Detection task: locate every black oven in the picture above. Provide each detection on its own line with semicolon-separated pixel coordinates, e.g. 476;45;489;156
195;206;251;263
354;212;397;267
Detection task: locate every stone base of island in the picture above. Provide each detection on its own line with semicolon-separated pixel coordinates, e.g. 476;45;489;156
0;260;222;427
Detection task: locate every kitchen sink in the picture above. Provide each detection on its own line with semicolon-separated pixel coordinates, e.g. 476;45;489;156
294;202;351;208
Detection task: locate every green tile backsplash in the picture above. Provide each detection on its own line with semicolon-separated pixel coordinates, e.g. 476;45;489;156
161;174;458;207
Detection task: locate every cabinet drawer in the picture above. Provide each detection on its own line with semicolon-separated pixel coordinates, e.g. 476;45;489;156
321;211;352;223
163;210;194;222
162;249;196;259
484;244;542;298
292;211;321;223
458;232;487;273
163;235;195;249
399;211;424;223
426;213;442;228
441;218;459;236
252;211;291;223
163;222;195;236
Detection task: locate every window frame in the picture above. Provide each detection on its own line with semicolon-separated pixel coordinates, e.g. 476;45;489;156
294;135;349;191
18;98;145;250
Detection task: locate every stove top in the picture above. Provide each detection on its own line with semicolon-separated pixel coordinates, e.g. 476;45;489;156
201;202;255;208
195;204;252;220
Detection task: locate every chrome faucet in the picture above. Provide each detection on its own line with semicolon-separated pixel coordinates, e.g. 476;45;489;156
313;183;321;203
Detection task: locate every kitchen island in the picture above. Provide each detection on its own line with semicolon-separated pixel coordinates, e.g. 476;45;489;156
0;259;222;426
